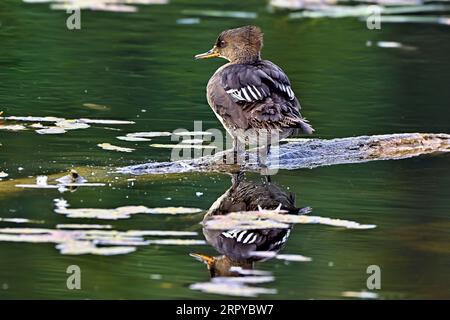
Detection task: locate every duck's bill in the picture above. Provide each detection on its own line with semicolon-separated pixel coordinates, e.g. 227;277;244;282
189;253;215;265
194;49;220;59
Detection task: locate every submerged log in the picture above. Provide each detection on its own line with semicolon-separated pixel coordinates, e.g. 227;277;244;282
117;133;450;175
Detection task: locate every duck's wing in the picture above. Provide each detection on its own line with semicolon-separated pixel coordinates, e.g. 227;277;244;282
220;60;296;104
216;228;292;261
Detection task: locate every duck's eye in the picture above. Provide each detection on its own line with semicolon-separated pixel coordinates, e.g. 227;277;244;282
219;40;226;47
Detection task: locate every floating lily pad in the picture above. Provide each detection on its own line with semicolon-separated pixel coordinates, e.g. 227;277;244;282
97;143;135;153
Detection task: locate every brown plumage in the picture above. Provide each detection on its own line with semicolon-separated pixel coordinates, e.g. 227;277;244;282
195;25;313;148
191;174;310;277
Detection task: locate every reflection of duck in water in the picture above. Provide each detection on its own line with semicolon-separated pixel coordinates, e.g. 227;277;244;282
191;173;308;277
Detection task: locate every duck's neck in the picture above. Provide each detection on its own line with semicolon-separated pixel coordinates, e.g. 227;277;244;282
230;52;261;64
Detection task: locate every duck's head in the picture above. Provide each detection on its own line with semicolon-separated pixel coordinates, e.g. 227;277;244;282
195;25;263;63
190;253;253;278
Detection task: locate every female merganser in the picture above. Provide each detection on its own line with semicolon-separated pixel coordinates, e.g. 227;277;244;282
195;25;313;154
190;173;310;277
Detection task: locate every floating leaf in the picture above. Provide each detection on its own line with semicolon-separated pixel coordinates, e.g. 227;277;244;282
29;123;45;128
176;18;201;25
0;218;43;224
213;276;275;284
4;115;134;125
146;207;203;215
36;127;67;135
275;254;312;262
126;230;197;237
97;143;135;153
150;144;216;149
56;224;112;229
55;203;202;220
0;227;201;256
127;131;172;138
342;290;378;299
204;210;376;230
4;116;64;123
190;281;276;297
147;239;206;245
55;119;90;130
181;9;257;19
82;103;110;111
55;206;148;220
0;124;27;131
117;136;151;142
80;118;135;125
56;241;136;255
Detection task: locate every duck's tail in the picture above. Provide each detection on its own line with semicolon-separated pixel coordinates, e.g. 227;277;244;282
298;118;314;135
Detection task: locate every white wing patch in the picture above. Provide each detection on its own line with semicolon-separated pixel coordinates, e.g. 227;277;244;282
226;83;295;102
276;83;295;100
221;229;259;244
226;86;265;102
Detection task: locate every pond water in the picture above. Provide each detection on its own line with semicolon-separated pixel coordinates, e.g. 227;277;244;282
0;0;449;299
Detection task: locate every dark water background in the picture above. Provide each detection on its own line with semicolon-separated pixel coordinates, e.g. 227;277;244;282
0;0;449;299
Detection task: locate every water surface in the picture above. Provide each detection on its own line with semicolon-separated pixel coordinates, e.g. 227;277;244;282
0;0;449;299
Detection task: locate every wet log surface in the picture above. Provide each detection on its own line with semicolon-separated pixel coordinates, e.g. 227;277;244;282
117;133;450;175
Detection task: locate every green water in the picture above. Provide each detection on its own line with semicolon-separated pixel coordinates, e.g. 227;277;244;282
0;0;449;299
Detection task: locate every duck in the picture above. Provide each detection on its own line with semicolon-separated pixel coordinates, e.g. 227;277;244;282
191;173;310;277
195;25;313;156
